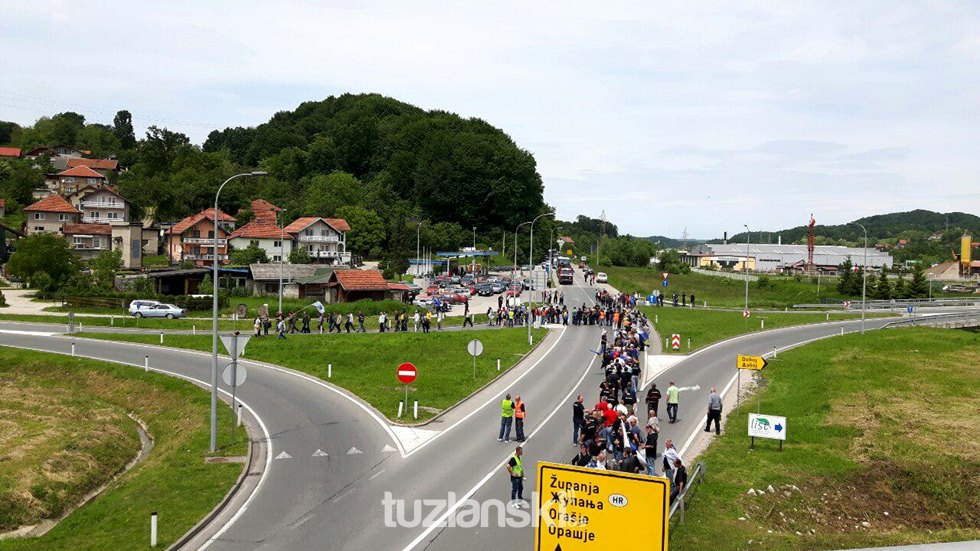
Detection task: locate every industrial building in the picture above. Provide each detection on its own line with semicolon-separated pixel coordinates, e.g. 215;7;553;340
681;243;894;274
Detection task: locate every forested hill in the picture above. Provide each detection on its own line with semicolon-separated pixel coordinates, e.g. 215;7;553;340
202;93;545;231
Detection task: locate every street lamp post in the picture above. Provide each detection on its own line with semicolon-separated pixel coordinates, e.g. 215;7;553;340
743;224;750;311
550;226;562;283
854;222;868;335
472;226;477;275
528;212;555;344
211;171;266;452
278;208;287;315
416;222;422;278
513;221;531;282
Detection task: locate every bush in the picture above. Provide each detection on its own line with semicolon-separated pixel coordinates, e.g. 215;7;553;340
756;274;772;289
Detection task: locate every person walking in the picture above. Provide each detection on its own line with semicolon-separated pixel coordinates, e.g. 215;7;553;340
690;293;696;308
646;383;662;419
705;386;723;434
378;311;387;332
498;393;515;442
572;395;585;445
413;310;420;332
670;457;687;505
514;395;526;442
302;312;311;334
643;424;659;475
276;317;287;340
317;311;325;333
345;312;354;333
357;311;366;333
506;446;526;507
666;380;680;423
463;310;474;327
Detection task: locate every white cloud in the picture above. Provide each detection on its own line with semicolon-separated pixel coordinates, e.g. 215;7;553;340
1;1;978;237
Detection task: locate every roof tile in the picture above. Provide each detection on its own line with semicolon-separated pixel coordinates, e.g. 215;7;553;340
57;165;106;179
25;195;81;214
66;158;119;171
333;269;389;291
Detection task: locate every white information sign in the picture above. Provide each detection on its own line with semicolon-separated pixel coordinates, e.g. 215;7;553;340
748;413;786;441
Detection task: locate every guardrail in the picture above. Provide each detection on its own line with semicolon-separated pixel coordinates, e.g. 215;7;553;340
881;311;980;329
669;461;706;525
794;297;980;309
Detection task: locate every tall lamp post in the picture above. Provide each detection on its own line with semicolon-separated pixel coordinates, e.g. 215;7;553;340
513;221;531;282
472;226;477;275
550;225;563;280
853;222;868;335
743;224;750;311
211;171;266;452
528;211;555;345
278;208;287;315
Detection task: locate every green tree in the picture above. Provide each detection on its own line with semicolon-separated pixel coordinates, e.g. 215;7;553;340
113;110;137;150
0;158;43;204
289;247;311;264
198;274;213;295
871;269;891;300
303;171;362;216
907;264;929;298
335;205;385;257
230;243;269;265
7;233;77;288
892;276;908;299
657;249;691;275
837;258;855;295
91;249;123;289
77;124;121;158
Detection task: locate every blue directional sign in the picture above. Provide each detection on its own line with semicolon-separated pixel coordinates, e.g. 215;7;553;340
662;280;669;288
907;305;914;314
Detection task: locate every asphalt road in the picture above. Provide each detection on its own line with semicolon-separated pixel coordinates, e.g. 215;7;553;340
0;269;936;550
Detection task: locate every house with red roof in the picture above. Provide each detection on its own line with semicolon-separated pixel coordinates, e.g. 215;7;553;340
24;195;80;235
65;157;120;177
165;208;236;266
45;165;107;196
61;223;113;260
228;219;291;262
283;217;351;265
0;147;21;159
326;269;391;303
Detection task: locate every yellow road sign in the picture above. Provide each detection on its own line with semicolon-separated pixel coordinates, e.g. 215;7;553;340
535;461;668;550
737;354;767;370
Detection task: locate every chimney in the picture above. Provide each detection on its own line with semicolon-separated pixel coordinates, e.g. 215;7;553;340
723;231;728;245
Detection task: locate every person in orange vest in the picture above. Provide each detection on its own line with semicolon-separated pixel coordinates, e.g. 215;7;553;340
514;395;527;442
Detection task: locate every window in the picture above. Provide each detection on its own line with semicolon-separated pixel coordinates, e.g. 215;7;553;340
34;226;44;232
63;177;75;184
82;212;95;220
273;240;282;248
207;230;215;239
33;212;45;220
250;240;259;247
272;255;282;262
192;230;201;238
107;212;119;220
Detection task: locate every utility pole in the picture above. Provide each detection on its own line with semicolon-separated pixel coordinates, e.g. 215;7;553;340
743;224;750;311
854;222;868;334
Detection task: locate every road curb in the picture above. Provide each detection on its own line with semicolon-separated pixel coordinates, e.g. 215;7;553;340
169;416;256;550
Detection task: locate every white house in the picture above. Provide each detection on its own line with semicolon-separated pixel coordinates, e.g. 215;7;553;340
228;220;293;262
283;217;351;265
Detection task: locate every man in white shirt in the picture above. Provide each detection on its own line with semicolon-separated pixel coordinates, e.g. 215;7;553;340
661;439;681;482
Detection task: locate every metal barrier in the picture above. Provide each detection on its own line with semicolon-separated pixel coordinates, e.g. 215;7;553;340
794;297;980;309
668;461;706;525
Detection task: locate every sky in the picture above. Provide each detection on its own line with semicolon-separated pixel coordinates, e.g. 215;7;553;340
2;1;979;238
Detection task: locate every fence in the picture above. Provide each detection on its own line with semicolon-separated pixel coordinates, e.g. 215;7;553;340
669;461;707;526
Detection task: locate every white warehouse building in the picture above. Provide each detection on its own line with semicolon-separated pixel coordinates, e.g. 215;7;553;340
682;243;893;273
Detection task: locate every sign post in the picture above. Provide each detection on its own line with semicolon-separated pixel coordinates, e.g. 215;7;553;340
467;339;484;380
736;354;767;409
397;362;417;412
536;461;668;550
220;331;250;445
748;413;786;450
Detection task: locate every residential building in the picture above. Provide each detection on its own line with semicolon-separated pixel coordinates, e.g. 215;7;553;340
0;147;21;159
62;223;112;260
166;208;236;266
248;263;320;298
24;195;80;235
65;157;120;177
228;220;292;262
71;186;130;225
325;269;390;303
250;198;281;223
44;165;107;196
283;217;351;265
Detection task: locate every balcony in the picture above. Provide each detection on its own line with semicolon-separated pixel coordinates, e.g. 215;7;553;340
81;200;126;209
81;216;125;224
184;238;226;245
309;250;351;262
73;243;109;251
184;254;228;261
298;234;340;243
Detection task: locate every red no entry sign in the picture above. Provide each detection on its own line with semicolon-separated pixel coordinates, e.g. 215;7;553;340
397;362;417;384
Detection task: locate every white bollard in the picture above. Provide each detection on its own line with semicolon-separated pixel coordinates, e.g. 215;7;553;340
150;512;158;547
773;346;777;358
655;314;658;324
144;355;149;372
665;337;669;349
193;325;196;335
328;363;332;378
111;316;114;326
78;321;82;332
497;358;501;371
71;342;76;356
159;332;164;344
826;313;829;321
397;401;404;418
840;325;844;335
414;400;418;420
687;338;691;349
761;319;765;329
237;404;243;427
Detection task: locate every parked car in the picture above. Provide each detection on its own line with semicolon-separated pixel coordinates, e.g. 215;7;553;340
506;285;523;297
490;282;507;294
133;303;187;319
128;299;162;315
595;272;608;283
477;285;495;296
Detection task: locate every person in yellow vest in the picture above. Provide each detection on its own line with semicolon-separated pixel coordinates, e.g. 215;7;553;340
498;393;515;442
506;446;526;507
514;395;527;442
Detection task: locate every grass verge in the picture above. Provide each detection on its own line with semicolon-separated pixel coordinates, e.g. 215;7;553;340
641;306;890;353
0;347;245;550
671;327;980;550
76;327;548;422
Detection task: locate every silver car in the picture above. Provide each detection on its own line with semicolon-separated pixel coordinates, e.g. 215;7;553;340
133;303;187;319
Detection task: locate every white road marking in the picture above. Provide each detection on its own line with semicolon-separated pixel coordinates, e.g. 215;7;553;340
275;451;292;459
369;469;386;480
678;385;701;392
382;444;397;453
0;329;57;336
312;449;328;457
331;488;354;503
346;447;363;455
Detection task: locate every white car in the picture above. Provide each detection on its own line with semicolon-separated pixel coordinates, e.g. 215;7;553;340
128;299;161;315
595;272;608;283
132;303;187;319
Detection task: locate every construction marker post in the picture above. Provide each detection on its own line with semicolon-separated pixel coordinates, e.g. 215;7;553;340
413;400;418;420
150;512;158;547
328;363;332;378
237;404;243;427
144;355;149;372
78;321;82;332
193;325;196;335
840;325;844;336
110;315;114;326
71;342;75;357
397;400;404;418
761;319;765;329
497;358;501;371
159;331;164;344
